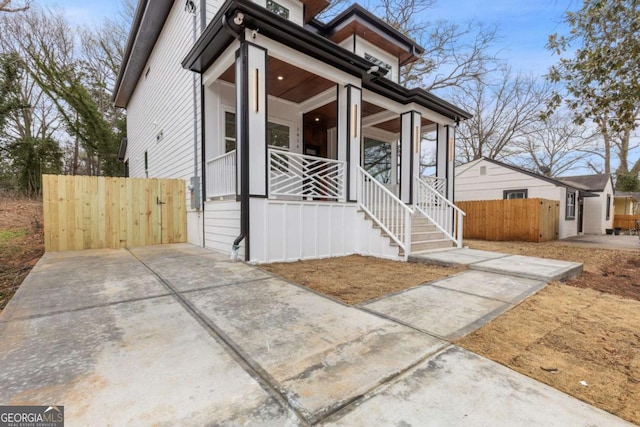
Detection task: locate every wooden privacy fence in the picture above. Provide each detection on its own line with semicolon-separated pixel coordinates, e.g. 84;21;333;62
42;175;186;251
614;214;640;231
456;198;559;242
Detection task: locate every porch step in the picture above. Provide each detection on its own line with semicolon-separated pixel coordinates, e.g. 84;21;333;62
398;239;453;255
412;231;446;241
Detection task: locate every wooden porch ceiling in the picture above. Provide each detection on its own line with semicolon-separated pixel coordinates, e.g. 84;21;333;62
218;57;335;104
327;20;420;65
301;0;330;23
372;116;435;134
306;101;337;128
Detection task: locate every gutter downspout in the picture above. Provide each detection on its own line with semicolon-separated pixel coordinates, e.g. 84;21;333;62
199;0;207;248
223;14;249;261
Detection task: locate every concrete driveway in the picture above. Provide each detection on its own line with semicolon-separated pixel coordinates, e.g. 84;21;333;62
561;234;640;251
0;244;631;426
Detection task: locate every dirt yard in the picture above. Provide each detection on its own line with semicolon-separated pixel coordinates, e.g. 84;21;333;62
264;241;640;424
0;195;44;311
260;255;464;304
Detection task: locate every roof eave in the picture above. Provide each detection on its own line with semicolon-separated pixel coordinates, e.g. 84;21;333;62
112;0;174;108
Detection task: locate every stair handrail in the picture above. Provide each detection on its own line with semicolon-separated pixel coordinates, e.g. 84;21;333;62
357;167;413;256
414;175;466;248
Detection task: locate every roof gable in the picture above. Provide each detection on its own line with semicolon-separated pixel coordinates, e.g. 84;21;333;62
559;174;612;192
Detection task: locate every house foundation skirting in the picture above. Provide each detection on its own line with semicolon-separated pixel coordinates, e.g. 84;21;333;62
204;199;401;263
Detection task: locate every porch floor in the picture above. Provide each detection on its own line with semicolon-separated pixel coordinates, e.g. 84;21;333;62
0;244;626;426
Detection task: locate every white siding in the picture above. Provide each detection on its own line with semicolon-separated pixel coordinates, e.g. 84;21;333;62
456;159;578;239
204;200;243;257
582;179;614;235
248;199;400;263
126;1;204;245
206;0;222;25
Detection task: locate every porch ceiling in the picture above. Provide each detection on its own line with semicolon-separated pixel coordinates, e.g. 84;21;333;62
362;101;385;117
372;116;435;134
218;57;335;104
306;101;337;128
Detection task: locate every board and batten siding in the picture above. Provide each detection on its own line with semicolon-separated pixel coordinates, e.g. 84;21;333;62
456;159;577;239
243;199;399;263
125;1;204;245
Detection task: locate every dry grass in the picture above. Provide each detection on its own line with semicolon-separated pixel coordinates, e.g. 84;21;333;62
260;254;464;305
264;239;640;424
0;196;44;311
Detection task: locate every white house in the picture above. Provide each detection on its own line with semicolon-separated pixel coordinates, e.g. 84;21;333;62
113;0;470;263
558;174;615;235
456;158;613;239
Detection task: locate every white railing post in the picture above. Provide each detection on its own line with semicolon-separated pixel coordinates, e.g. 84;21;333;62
206;150;236;199
457;209;464;248
404;207;412;260
357;167;414;255
414;175;466;247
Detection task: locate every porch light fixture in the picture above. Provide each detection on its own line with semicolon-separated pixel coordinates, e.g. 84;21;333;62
254;68;259;112
448;135;455;161
352;105;359;138
314;117;320;122
277;75;284;80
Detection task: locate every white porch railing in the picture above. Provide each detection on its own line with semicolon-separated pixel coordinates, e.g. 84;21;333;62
357;166;412;257
269;149;346;200
206;150;236;198
420;175;446;196
415;175;465;248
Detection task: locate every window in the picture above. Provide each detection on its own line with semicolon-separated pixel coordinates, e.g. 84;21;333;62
267;0;289;19
268;122;290;150
364;53;392;73
225;112;236;152
364;138;392;184
503;189;528;200
224;112;289;152
566;190;576;219
144;151;148;178
606;194;611;220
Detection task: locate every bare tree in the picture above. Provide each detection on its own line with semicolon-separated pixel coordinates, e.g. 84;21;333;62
515;113;599;177
0;0;30;13
319;0;500;93
453;68;550;163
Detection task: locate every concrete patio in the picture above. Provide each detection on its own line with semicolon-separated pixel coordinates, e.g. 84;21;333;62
0;244;631;426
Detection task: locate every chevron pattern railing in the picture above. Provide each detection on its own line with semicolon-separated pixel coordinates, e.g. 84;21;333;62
269;149;346;200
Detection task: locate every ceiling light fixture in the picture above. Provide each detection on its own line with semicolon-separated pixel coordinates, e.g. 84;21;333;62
277;76;284;81
315;117;320;122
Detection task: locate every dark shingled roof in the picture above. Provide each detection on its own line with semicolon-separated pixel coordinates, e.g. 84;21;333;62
558;174;612;192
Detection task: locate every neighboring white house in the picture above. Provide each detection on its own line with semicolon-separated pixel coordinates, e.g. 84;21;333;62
558;174;615;235
456;158;613;239
113;0;471;263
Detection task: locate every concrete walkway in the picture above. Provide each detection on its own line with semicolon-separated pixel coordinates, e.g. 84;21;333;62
0;244;631;426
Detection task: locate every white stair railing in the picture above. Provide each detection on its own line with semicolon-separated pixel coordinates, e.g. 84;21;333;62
357;166;412;257
420;176;446;196
269;149;346;200
415;175;465;248
206;150;236;198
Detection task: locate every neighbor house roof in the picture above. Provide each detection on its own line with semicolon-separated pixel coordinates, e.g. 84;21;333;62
458;157;599;197
559;174;612;192
614;191;640;201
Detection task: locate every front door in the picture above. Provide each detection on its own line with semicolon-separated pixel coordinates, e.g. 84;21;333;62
577;197;584;233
